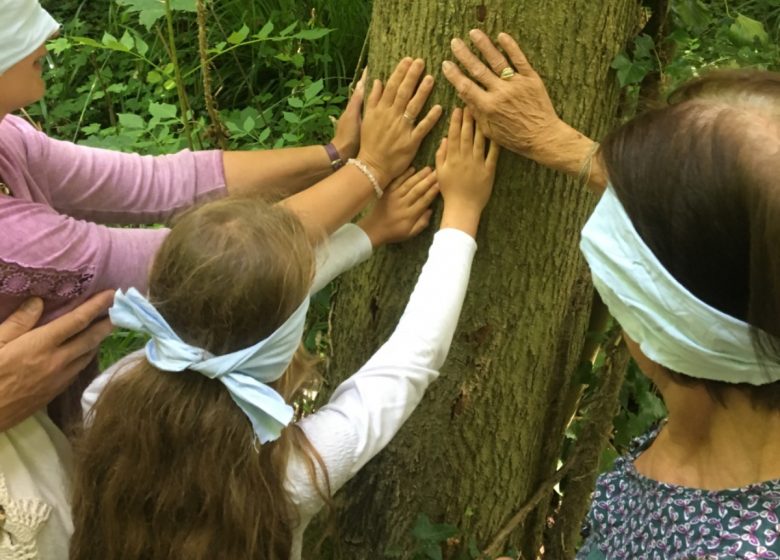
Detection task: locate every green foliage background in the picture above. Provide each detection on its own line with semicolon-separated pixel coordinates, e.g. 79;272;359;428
32;0;780;554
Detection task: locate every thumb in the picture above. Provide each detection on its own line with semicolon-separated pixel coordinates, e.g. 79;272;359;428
0;298;44;348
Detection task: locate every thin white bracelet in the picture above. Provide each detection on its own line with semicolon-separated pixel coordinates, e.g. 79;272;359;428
347;158;383;199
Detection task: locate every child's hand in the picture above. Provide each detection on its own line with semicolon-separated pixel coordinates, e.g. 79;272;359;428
435;107;500;237
357;167;439;247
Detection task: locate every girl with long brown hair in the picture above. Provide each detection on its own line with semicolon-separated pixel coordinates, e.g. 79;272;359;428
70;108;499;560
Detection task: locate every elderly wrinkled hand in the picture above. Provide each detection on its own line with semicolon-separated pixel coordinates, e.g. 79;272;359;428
441;30;564;160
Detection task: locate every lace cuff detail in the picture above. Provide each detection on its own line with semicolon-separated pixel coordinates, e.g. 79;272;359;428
0;259;95;300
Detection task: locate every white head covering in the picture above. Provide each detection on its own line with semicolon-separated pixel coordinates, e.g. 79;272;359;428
580;186;780;385
0;0;59;75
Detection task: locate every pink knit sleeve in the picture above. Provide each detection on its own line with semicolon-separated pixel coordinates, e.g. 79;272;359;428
0;195;167;324
10;118;227;225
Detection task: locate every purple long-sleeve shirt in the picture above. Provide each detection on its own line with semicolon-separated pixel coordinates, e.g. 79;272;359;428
0;114;227;325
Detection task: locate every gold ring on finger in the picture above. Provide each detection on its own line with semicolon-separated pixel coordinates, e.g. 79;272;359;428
402;112;416;124
500;67;516;80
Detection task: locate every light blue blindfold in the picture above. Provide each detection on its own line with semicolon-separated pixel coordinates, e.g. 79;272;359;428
110;288;309;443
580;186;780;385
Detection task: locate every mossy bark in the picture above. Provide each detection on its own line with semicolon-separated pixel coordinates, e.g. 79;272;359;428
322;1;642;557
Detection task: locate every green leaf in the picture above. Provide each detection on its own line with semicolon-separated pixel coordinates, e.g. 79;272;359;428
107;83;128;93
243;115;256;132
411;514;457;543
257;127;271;143
255;21;274;40
610;52;651;87
148;102;177;120
279;22;297;37
47;37;72;55
227;24;250;45
304;79;324;101
118;113;145;129
728;13;769;47
119;30;135;51
71;36;103;49
282;111;300;124
672;0;711;34
287;96;304;108
134;33;149;56
115;0;197;30
146;70;162;84
102;32;130;52
295;28;333;41
633;34;654;61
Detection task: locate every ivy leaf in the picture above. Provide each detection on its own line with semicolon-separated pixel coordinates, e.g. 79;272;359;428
728;13;769;47
411;514;457;544
610;52;652;87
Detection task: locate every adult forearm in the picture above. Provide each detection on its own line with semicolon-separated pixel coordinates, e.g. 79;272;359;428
527;121;607;194
222;144;336;198
280;164;377;238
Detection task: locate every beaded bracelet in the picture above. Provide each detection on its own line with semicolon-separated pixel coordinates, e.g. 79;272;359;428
347;158;383;199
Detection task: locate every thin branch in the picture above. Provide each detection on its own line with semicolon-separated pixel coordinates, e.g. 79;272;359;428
196;0;227;148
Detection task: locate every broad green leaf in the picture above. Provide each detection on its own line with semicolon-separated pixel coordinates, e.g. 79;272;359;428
102;32;130;52
119;30;135;51
672;0;711;34
279;22;297;37
243;115;256;132
295;28;333;41
115;0;197;30
133;33;149;56
146;70;162;84
728;13;769;46
118;113;145;129
282;111;300;124
47;37;71;55
71;36;103;49
148;102;177;120
255;21;274;40
304;79;324;101
257;128;271;143
227;24;250;45
411;514;457;543
633;34;654;60
287;96;304;108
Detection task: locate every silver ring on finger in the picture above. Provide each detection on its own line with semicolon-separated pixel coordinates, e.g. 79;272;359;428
402;112;416;125
500;67;516;80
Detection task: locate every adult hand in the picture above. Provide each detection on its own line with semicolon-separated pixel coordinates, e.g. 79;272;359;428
357;166;439;247
441;30;565;161
331;70;366;160
442;30;607;192
357;58;443;188
436;107;500;237
0;291;115;431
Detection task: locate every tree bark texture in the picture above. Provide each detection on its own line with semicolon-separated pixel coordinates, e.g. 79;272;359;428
323;1;642;557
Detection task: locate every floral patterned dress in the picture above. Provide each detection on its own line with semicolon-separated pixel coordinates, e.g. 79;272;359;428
578;427;780;560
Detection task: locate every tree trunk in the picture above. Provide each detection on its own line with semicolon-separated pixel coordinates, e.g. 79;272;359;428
323;1;642;557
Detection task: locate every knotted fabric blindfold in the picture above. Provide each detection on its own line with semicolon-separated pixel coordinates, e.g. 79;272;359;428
580;186;780;385
110;288;309;443
0;0;59;75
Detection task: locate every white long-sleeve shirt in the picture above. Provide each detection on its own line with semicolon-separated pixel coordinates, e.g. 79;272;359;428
83;224;477;559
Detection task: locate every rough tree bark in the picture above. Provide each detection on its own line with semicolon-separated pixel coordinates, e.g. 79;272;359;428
322;1;642;557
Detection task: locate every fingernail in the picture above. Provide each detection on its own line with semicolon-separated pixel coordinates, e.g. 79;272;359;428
498;32;507;40
21;297;42;312
450;38;461;48
442;61;452;70
469;29;479;37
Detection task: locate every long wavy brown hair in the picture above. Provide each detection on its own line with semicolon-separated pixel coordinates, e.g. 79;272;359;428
70;197;330;559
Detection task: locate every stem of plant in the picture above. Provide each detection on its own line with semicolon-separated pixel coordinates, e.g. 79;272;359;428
164;0;197;150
